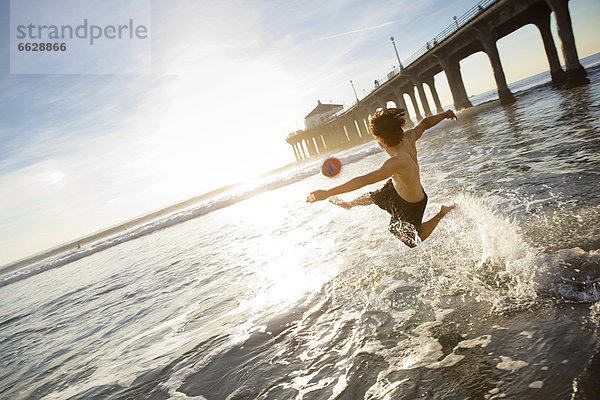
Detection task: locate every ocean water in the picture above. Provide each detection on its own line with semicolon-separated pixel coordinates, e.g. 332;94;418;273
1;54;600;399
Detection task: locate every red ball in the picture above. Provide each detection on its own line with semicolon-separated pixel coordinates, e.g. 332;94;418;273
321;157;342;177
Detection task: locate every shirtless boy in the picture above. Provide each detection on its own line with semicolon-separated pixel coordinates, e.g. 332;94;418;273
307;108;456;247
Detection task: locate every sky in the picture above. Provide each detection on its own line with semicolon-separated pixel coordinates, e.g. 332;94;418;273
1;0;599;266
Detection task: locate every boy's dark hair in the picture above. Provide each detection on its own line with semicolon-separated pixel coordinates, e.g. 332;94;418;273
370;108;406;146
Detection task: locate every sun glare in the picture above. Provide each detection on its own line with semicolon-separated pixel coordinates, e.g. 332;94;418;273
136;54;300;200
220;185;332;310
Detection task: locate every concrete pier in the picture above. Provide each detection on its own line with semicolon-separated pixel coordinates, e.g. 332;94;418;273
416;82;433;117
424;76;444;114
407;87;423;121
545;0;588;86
393;90;415;128
533;5;567;85
475;24;515;104
438;56;473;110
287;0;589;160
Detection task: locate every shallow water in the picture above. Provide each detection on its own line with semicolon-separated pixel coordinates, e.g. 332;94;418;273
1;57;600;400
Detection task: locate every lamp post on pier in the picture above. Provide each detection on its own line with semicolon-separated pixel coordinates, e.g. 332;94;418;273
390;36;404;71
350;80;359;103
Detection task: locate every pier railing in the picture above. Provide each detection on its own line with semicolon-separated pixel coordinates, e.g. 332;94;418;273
361;0;499;104
290;0;501;135
403;0;498;67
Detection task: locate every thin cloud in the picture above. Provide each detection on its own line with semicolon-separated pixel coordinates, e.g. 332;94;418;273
316;21;395;41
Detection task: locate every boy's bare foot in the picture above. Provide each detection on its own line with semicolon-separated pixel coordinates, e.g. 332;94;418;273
329;196;351;209
419;203;455;241
440;204;456;216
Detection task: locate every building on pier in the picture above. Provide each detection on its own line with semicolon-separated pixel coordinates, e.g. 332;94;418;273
304;101;344;130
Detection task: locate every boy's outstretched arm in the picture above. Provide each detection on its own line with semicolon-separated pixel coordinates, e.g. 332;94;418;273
409;110;456;141
307;157;404;203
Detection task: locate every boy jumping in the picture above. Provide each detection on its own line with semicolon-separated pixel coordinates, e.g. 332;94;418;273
307;108;456;247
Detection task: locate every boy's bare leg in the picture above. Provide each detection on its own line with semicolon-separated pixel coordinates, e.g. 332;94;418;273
329;193;373;209
419;204;455;241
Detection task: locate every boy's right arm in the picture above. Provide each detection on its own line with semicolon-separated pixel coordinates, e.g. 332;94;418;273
307;157;407;203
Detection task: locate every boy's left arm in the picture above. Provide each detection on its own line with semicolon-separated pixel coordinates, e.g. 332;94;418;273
408;110;456;142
